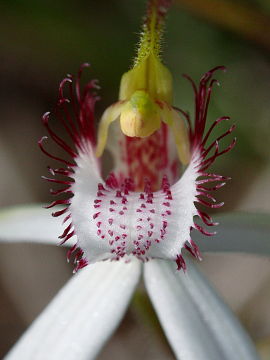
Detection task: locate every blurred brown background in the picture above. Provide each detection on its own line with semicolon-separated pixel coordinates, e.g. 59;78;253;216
0;0;269;358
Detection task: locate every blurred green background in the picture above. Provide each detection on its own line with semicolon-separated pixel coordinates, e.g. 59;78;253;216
0;0;269;358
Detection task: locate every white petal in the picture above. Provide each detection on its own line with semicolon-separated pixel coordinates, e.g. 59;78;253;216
144;259;259;360
196;212;270;255
70;151;199;264
6;259;141;360
0;205;67;245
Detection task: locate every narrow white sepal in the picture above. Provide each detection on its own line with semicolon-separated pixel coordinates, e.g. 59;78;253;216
196;212;270;255
5;259;141;360
0;205;67;246
144;259;259;360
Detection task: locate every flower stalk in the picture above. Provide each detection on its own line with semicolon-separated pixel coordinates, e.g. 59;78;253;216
96;0;190;165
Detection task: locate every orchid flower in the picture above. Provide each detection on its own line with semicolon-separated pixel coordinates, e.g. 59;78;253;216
0;0;264;359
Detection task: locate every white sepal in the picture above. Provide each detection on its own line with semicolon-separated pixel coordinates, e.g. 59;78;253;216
0;205;66;245
144;259;259;360
197;212;270;255
6;259;141;360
